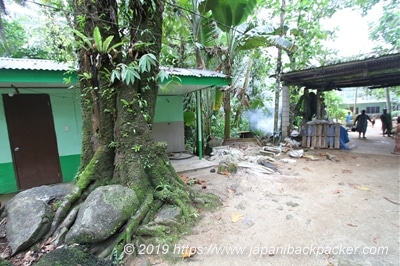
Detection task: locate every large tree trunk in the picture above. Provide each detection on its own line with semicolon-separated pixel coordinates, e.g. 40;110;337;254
46;0;219;261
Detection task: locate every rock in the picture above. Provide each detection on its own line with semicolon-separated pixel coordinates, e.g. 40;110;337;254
35;246;112;266
286;201;299;207
65;185;139;244
205;136;224;155
6;183;74;206
286;214;293;220
217;154;239;174
0;221;5;238
289;149;304;158
5;197;52;255
154;205;182;225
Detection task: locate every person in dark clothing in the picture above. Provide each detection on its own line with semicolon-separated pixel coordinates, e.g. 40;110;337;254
380;109;392;137
354;110;373;139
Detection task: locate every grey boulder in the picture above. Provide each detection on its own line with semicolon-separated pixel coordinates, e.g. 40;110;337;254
65;185;139;244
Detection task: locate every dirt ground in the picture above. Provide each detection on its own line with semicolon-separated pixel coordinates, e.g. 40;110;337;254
1;121;399;266
134;120;400;266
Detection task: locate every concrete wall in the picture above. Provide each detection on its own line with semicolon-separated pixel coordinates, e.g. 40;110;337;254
0;88;81;194
152;96;185;152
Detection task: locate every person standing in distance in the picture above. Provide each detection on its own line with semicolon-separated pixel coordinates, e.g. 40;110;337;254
380;108;392;137
354;110;373;139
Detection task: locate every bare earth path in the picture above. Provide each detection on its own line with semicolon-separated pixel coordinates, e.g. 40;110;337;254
132;120;399;266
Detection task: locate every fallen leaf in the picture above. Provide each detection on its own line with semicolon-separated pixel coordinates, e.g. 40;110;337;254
231;213;244;223
355;185;370;191
179;174;189;183
303;167;313;172
227;188;235;194
182;247;197;258
333;189;342;194
349;183;370;191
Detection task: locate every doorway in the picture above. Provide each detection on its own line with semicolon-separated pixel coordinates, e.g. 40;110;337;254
3;94;62;190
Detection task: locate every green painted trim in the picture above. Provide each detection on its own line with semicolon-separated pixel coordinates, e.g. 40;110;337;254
60;154;80;182
0;154;80;194
0;69;229;88
0;162;17;194
0;69;77;85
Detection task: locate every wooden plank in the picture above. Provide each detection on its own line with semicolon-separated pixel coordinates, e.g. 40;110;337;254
316;124;322;148
302;126;307;147
321;124;327;148
311;125;317;147
306;125;312;147
334;124;341;149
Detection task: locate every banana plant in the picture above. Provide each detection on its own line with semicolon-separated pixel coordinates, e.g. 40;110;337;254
198;0;297;139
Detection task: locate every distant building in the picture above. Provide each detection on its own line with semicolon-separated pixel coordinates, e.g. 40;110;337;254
337;87;399;115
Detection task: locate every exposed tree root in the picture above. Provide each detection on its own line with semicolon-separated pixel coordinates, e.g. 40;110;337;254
110;192;154;259
46;148;107;238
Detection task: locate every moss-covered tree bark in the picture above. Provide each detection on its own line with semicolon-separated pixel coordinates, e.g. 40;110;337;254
48;0;219;262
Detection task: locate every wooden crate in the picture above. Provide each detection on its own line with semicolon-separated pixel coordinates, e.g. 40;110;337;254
301;123;341;149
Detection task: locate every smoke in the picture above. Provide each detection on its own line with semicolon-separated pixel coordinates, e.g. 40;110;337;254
245;109;275;136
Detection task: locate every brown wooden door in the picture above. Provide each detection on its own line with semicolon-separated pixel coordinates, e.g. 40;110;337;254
3;94;62;190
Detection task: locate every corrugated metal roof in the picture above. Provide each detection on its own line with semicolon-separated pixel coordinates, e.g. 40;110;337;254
159;66;227;78
0;58;228;79
0;57;72;71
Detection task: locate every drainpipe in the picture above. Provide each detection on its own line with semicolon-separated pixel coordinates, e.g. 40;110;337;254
196;90;203;160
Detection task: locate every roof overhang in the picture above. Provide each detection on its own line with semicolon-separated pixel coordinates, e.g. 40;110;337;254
158;67;230;95
278;53;400;91
0;58;231;95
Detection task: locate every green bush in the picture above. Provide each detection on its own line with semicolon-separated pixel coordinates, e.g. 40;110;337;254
391;110;400;118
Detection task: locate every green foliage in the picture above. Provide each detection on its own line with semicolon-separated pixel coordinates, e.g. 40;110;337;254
0;5;75;60
324;91;345;120
369;0;399;51
111;63;141;85
139;54;157;72
0;20;26;57
237;25;297;53
199;0;258;32
132;145;142;152
183;111;196;127
74;27;123;53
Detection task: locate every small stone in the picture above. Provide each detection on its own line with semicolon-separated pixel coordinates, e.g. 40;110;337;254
286;201;299;207
277;206;283;211
286;214;293;220
338;182;345;186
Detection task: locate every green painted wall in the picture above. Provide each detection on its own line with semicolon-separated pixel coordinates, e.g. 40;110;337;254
0;88;82;194
154;96;183;123
0;162;17;194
